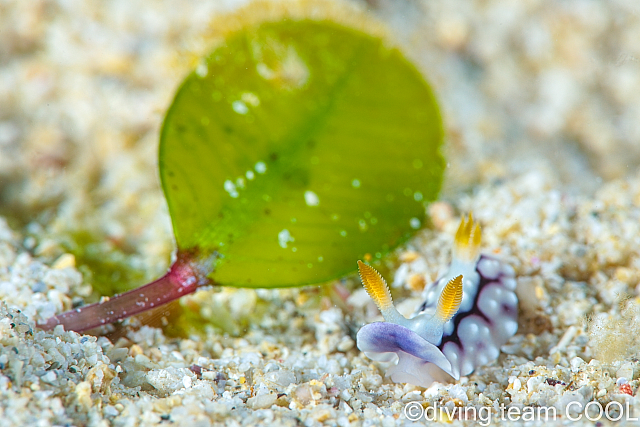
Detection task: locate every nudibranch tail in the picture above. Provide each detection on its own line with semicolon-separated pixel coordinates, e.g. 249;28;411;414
453;213;482;263
435;275;463;323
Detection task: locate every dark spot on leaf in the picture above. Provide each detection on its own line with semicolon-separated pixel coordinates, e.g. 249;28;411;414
224;125;233;134
307;139;316;148
172;185;178;191
264;208;271;215
269;152;279;162
168;171;175;177
282;167;309;188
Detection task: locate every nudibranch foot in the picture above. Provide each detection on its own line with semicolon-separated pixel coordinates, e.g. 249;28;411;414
355;213;518;387
357;322;457;387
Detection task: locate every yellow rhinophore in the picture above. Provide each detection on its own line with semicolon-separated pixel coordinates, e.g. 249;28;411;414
453;213;482;263
435;275;463;323
357;260;393;312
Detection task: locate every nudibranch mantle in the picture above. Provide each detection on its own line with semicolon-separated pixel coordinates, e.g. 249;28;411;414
356;214;518;387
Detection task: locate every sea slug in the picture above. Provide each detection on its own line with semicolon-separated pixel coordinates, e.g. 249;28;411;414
356;214;518;387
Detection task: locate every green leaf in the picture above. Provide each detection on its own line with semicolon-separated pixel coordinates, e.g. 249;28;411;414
159;19;444;288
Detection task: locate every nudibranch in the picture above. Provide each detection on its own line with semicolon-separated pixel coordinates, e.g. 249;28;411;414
356;214;518;387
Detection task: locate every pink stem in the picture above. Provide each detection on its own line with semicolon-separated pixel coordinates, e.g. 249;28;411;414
39;252;212;333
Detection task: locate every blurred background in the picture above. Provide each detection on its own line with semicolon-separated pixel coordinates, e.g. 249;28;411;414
0;0;639;290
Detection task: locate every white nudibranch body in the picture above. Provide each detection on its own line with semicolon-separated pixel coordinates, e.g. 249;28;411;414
356;214;518;387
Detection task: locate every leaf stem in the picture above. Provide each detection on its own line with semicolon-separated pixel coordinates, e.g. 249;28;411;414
39;251;212;333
